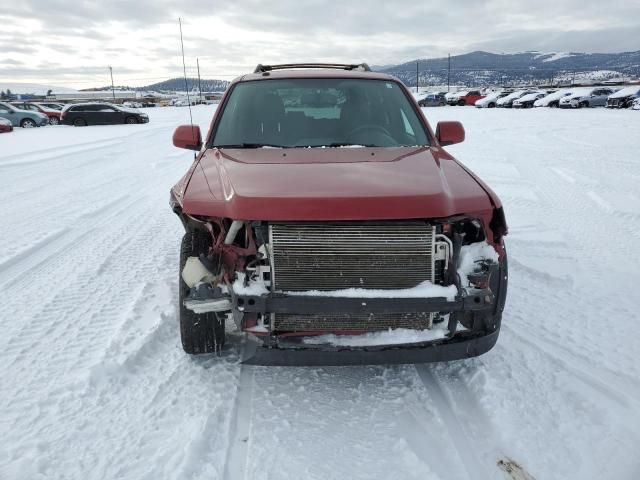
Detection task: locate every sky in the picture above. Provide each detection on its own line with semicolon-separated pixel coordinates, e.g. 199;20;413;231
1;0;639;89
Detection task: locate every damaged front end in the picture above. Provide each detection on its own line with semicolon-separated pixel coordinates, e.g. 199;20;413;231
179;213;508;365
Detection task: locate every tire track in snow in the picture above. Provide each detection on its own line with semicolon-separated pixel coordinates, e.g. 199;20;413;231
0;194;132;287
502;325;640;410
414;364;494;480
223;345;255;480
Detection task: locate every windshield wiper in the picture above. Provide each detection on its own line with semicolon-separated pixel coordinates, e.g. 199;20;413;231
214;143;288;149
324;143;379;148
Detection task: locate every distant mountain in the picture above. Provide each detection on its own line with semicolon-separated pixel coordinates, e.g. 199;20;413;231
143;77;229;92
0;82;77;95
379;50;640;87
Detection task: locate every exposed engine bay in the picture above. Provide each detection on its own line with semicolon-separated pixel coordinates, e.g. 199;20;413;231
180;213;507;346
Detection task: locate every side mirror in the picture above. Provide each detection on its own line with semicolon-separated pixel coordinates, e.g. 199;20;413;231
173;125;202;151
435;121;465;146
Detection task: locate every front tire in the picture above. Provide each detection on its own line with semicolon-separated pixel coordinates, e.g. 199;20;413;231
73;118;87;127
179;231;225;354
579;101;589;108
488;102;496;108
49;117;60;125
457;99;465;106
125;116;138;124
20;119;36;128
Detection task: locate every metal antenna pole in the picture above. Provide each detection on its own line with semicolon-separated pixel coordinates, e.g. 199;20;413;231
447;53;451;92
416;61;419;93
197;57;203;103
109;66;116;102
179;17;194;128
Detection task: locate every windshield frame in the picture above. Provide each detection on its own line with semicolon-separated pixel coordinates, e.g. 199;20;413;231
206;77;433;149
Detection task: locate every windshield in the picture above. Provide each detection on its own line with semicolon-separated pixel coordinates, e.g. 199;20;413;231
212;78;429;148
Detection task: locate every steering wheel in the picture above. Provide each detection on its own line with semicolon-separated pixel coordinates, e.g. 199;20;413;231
345;124;393;141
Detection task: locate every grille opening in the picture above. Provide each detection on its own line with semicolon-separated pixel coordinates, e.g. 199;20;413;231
269;221;437;292
274;312;434;332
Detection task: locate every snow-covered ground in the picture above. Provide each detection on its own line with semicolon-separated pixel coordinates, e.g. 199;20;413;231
1;105;639;480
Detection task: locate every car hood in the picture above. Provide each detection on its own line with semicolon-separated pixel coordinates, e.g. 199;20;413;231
180;147;494;221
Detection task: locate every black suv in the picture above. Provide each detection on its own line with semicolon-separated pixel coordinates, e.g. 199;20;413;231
61;103;149;126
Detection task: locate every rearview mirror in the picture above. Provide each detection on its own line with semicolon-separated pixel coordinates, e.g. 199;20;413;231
173;125;202;151
435;121;465;146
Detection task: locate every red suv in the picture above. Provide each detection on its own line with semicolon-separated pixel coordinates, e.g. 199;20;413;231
170;63;508;365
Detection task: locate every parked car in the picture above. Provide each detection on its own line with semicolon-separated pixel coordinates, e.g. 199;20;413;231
454;90;485;106
10;102;62;125
633;97;640;110
38;102;65;111
0;117;13;133
0;102;49;128
61;103;149;126
496;90;526;108
418;92;447;107
123;101;143;108
559;87;617;108
512;91;549;109
475;91;510;108
533;89;577;108
606;86;640;108
169;63;508;365
444;91;462;104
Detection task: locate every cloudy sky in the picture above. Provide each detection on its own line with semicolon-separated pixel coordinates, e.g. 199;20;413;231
1;0;639;89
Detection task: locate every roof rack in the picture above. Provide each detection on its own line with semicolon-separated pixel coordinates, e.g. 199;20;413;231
253;63;371;74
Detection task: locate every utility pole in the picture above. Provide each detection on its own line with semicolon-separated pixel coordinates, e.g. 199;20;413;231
447;53;451;92
415;61;419;93
197;58;203;103
108;66;116;102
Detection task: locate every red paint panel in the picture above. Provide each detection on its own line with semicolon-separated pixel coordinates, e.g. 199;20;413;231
178;146;494;221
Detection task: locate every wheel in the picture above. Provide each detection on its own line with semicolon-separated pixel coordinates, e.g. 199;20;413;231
579;101;589;108
20;118;36;128
488;102;496;108
439;101;446;106
125;116;138;124
73;118;87;127
49;117;60;125
549;101;558;108
179;231;225;354
457;99;465;106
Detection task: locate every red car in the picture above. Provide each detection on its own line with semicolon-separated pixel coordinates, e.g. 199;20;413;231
10;102;62;125
0;117;13;133
170;63;508;365
454;90;485;106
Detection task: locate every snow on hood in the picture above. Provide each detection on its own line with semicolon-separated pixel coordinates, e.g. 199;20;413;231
534;89;573;105
608;86;640;99
118;107;141;114
515;92;545;103
497;90;525;103
476;92;503;105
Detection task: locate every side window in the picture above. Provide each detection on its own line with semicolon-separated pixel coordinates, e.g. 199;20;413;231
96;105;116;112
0;105;10;113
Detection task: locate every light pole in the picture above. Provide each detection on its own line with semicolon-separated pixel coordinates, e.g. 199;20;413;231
108;66;116;102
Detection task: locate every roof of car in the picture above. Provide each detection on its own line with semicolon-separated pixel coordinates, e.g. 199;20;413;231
234;68;397;84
